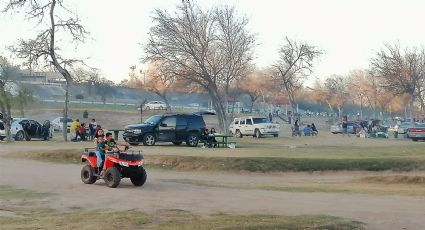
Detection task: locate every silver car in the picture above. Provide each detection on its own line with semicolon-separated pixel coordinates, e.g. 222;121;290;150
330;122;358;134
51;117;73;131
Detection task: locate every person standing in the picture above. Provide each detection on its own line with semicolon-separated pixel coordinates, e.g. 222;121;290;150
269;112;273;122
89;118;97;140
70;119;80;141
342;115;349;137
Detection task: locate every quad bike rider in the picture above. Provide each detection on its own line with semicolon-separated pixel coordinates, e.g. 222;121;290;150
80;144;147;188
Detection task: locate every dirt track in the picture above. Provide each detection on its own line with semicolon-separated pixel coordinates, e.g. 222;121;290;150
1;145;425;230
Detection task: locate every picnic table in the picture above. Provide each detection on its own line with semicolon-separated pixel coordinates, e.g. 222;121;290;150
108;128;125;141
206;133;234;148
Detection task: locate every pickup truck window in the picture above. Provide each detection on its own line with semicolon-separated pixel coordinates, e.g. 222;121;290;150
246;119;252;125
240;120;245;125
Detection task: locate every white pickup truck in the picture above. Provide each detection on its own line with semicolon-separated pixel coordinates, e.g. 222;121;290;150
229;116;280;138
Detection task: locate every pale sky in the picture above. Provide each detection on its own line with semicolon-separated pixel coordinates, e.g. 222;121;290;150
1;0;425;84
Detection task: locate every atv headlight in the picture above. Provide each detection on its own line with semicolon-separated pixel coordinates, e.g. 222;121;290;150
119;161;129;167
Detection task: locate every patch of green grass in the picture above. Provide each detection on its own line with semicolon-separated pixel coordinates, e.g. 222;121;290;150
0;208;364;230
6;144;425;172
148;155;425;172
0;209;152;230
0;185;50;201
162;178;425;196
157;213;365;230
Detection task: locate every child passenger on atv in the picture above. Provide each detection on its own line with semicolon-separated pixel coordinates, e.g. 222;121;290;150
95;134;106;174
105;132;117;151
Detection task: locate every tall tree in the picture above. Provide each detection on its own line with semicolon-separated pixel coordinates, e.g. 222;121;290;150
370;43;425;122
271;36;322;118
0;57;21;141
3;0;89;141
144;1;255;131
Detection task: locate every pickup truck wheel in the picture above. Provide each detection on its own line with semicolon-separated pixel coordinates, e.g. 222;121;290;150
254;129;261;138
143;133;156;146
273;134;279;137
235;130;242;138
412;138;418;142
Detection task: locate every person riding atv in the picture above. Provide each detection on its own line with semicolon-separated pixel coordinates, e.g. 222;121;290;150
80;144;146;188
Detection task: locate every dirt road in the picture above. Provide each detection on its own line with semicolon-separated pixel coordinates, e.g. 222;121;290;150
1;146;425;230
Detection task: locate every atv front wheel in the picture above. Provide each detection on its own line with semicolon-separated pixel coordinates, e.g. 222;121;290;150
81;165;96;184
130;167;147;186
104;167;121;188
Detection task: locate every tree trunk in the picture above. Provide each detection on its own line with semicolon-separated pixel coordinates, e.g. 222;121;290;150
62;80;70;141
207;86;227;132
409;94;415;124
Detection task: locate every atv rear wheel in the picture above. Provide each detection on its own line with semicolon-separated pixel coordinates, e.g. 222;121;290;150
130;167;147;186
104;167;121;188
81;165;96;184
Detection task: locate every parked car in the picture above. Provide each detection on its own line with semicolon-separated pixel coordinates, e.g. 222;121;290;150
123;113;206;147
0;121;5;140
229;116;280;138
10;118;53;141
330;121;359;134
51;117;73;131
143;101;168;110
406;123;425;141
388;122;414;134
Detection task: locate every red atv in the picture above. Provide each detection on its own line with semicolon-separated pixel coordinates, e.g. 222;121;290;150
80;146;147;188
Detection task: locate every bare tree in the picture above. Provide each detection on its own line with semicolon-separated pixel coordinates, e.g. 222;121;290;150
3;0;89;141
143;61;177;111
324;75;349;118
238;69;274;113
0;57;21;141
144;1;255;131
307;79;335;114
271;36;322;118
14;85;33;117
370;43;425;122
74;67;113;104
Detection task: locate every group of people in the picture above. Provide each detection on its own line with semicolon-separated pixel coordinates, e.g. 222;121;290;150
201;127;218;148
293;119;318;136
70;118;101;142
